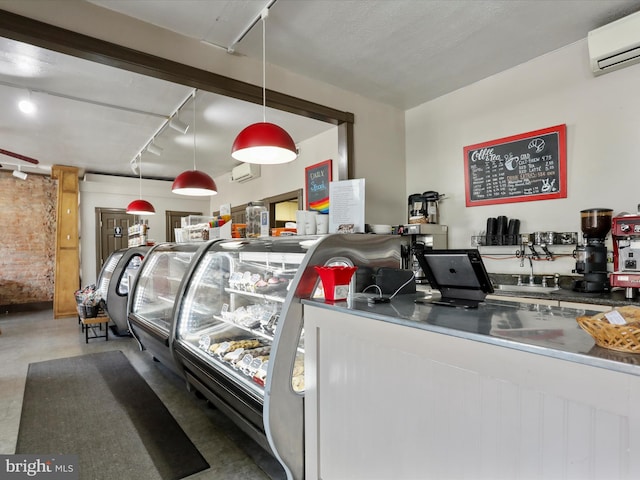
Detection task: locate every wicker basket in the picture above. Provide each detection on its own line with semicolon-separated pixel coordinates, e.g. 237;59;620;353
577;307;640;354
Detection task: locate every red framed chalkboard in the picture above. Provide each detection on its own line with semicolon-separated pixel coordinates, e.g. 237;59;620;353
463;124;567;207
305;159;332;213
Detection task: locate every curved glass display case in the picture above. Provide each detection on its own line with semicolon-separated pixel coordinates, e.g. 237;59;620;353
171;234;409;480
96;249;124;302
128;242;208;373
103;246;149;335
173;238;306;454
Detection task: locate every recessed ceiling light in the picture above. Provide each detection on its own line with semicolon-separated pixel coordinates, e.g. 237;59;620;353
18;99;36;115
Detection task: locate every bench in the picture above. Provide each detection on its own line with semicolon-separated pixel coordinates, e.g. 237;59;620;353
80;313;109;343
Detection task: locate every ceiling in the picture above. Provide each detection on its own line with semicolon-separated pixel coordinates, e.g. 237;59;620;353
1;0;639;181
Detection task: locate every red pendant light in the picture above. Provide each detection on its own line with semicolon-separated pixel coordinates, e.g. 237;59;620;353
172;169;218;196
231;8;297;165
126;199;156;215
232;122;297;164
126;156;156;215
172;90;218;196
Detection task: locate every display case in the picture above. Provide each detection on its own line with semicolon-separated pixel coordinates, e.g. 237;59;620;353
129;242;209;374
101;246;149;335
96;249;124;303
171;234;410;480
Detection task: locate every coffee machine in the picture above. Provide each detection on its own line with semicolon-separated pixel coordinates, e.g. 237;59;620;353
610;214;640;298
573;208;612;292
401;224;449;283
408;191;443;225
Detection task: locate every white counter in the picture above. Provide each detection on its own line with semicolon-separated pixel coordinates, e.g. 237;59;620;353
303;297;640;480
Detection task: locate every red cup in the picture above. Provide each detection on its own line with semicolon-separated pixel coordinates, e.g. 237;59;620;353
314;265;358;301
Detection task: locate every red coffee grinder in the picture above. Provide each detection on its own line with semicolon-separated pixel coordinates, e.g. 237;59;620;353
610;213;640;299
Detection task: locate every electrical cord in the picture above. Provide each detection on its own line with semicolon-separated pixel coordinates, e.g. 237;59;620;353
362;273;416;300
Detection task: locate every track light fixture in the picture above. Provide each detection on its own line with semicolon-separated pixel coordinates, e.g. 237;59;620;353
146;142;163;156
12;166;27;180
169;117;189;134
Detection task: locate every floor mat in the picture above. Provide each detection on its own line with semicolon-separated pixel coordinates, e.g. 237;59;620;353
17;350;209;480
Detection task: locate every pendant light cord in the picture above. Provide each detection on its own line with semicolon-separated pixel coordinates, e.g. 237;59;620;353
193;91;197;170
138;155;142;199
261;9;267;123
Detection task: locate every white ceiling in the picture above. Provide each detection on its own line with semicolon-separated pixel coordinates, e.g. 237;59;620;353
1;0;639;180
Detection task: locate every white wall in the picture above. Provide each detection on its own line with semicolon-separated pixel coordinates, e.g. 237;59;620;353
406;40;640;277
79;174;210;284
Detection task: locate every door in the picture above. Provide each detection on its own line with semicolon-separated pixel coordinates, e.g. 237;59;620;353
166;210;202;242
96;208;131;276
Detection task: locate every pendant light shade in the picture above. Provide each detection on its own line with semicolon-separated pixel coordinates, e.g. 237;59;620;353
126;199;156;215
231;8;297;165
172;91;218;196
231;122;297;164
127;156;156;215
172;169;218;196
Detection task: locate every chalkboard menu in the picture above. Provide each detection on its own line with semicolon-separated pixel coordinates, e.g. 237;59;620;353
305;159;332;213
463;124;567;207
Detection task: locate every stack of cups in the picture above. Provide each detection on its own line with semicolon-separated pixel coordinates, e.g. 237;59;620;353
296;210;329;235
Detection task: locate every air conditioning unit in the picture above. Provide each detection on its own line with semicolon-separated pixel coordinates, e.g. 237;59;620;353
230;163;261;183
588;11;640;76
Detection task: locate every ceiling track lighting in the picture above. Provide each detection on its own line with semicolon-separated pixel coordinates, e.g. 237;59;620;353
172;91;218;196
231;7;297;165
126;155;156;215
130;90;194;172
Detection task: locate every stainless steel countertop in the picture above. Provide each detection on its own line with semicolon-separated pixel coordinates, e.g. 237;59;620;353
496;286;640;307
302;293;640;377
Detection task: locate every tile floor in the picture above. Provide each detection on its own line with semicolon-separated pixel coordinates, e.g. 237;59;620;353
0;310;285;480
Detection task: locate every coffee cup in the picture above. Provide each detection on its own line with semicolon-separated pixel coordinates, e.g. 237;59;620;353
315;214;329;234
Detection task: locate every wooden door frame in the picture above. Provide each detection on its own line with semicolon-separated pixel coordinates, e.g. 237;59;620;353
264;189;303;228
95;207;127;277
166;210;203;242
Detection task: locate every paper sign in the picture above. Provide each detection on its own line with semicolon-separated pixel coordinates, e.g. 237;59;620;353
604;310;627;325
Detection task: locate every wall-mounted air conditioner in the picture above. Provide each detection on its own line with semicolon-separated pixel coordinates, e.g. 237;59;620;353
588;11;640;76
230;163;261;183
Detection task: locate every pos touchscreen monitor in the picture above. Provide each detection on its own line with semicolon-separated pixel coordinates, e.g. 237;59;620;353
415;248;494;308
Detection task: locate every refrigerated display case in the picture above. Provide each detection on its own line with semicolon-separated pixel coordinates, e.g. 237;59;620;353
171;234;409;480
128;242;209;374
96;250;124;302
102;246;149;335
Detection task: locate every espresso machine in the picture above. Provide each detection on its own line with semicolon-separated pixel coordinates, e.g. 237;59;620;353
610;213;640;298
573;208;612;292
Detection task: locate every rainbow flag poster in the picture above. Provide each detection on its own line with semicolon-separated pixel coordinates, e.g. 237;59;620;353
309;197;329;214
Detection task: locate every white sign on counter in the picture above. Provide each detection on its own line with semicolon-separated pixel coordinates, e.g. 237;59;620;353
328;179;365;233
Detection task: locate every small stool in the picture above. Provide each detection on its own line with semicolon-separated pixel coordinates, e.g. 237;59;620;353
80;313;109;343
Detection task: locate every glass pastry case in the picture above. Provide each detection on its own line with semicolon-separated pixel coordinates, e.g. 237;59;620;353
170;234;409;480
96;249;124;302
128;241;210;374
102;246;149;335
